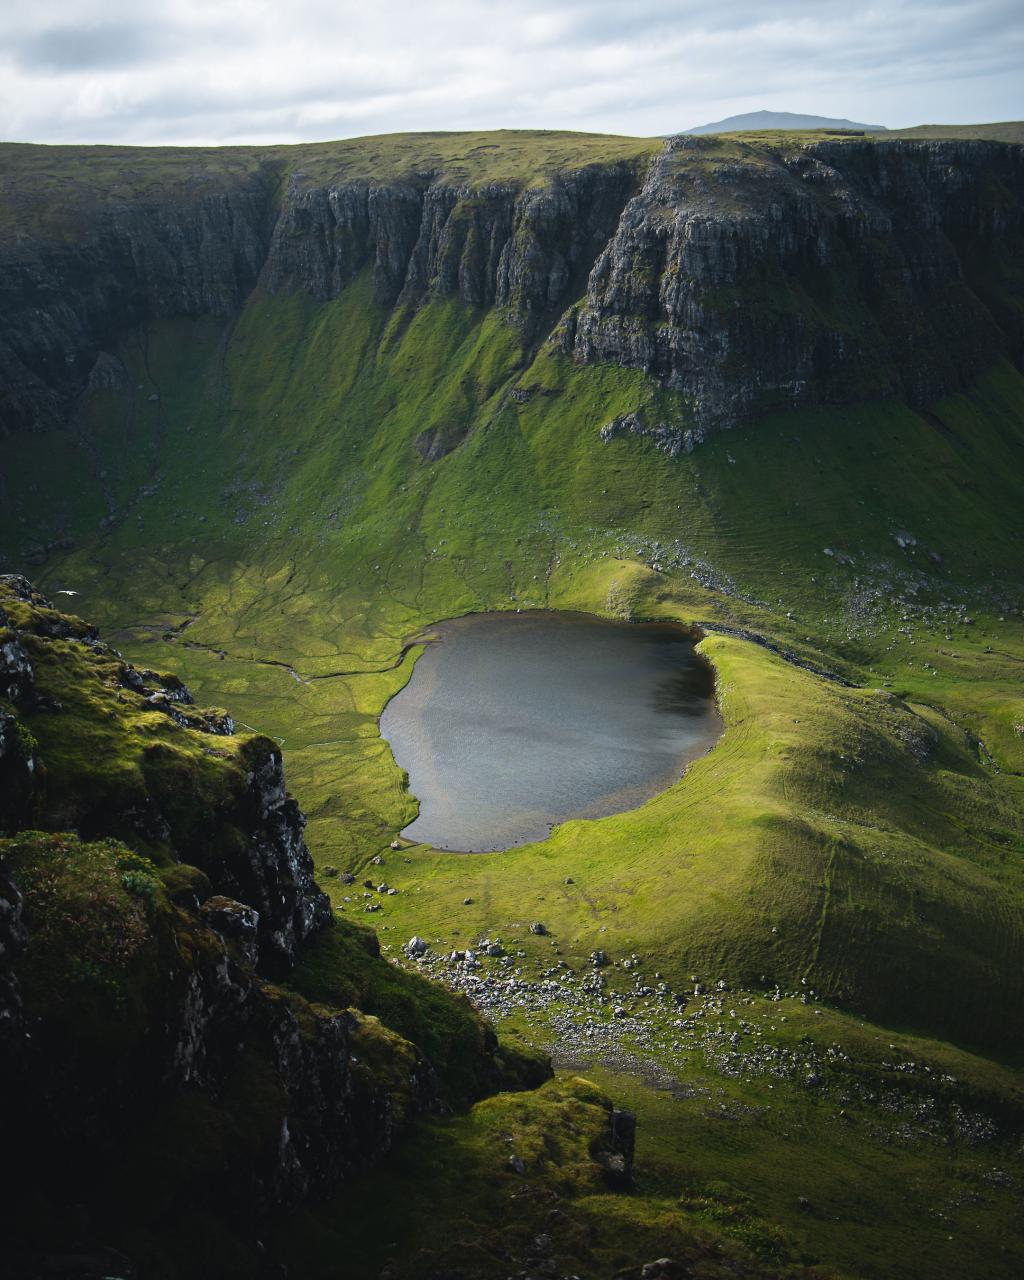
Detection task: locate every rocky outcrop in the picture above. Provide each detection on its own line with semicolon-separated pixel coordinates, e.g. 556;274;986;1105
232;741;333;970
263;162;641;333
0;575;330;970
566;136;1024;432
0;828;431;1269
0;581;548;1274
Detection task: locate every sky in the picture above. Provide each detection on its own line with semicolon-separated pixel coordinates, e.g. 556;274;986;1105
0;0;1021;146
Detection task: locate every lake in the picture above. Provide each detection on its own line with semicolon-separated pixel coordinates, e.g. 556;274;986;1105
379;610;721;851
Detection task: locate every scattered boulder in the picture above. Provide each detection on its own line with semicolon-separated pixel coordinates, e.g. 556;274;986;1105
404;936;428;957
641;1260;688;1279
530;921;548;935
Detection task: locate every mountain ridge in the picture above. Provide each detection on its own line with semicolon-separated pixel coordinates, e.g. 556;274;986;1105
685;109;889;134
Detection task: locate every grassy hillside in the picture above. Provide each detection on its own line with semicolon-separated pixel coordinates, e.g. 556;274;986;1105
5;273;1023;1044
2;129;1024;1277
892;122;1024;143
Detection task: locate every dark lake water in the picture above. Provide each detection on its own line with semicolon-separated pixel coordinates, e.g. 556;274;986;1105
379;611;721;851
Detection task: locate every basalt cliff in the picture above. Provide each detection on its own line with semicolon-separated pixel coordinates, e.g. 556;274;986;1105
2;133;1022;443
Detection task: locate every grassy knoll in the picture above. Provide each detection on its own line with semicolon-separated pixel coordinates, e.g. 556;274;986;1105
3;259;1024;1275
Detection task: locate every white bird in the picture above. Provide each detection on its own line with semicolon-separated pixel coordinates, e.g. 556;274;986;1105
55;589;79;596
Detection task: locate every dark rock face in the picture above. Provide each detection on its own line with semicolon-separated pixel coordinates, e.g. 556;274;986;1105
156;889;407;1209
1;138;1021;447
0;583;533;1272
565;137;1024;434
236;743;333;970
0;175;277;437
0;867;26;1056
264;163;641;334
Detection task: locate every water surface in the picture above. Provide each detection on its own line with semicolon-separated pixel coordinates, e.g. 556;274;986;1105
379;611;721;851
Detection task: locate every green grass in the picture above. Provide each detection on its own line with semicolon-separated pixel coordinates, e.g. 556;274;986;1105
891;123;1024;143
2;227;1024;1277
6;123;1020;243
272;1074;828;1280
0;130;659;239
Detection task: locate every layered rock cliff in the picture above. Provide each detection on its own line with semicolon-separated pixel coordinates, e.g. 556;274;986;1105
564;136;1024;433
0;168;276;437
264;161;640;328
0;575;550;1276
1;132;1022;445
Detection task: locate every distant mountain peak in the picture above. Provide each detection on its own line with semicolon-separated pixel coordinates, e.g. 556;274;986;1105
685;109;888;135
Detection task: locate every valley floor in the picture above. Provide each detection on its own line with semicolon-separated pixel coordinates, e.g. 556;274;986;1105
6;292;1024;1278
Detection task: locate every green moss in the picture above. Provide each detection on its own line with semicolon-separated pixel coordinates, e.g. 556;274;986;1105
1;830;164;1046
289;918;548;1107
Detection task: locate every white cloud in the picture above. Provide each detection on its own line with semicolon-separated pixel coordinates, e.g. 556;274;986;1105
0;0;1020;145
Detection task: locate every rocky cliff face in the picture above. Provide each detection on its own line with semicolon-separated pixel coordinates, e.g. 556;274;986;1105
0;173;276;436
1;135;1022;445
0;576;548;1275
563;136;1024;435
264;162;641;332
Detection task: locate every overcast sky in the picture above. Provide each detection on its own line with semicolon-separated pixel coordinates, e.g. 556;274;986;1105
1;0;1020;146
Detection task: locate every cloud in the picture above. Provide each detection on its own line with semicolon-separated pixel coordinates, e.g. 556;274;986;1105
0;0;1020;145
10;23;177;72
